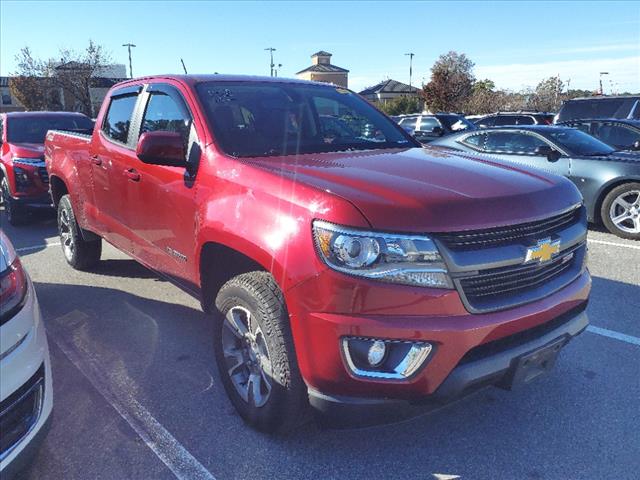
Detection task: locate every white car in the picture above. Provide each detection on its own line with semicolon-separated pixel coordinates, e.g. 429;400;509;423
0;230;52;478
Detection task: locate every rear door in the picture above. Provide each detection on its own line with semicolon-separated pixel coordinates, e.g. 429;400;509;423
89;86;143;254
125;82;202;284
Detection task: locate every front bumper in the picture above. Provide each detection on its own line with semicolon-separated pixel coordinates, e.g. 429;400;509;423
0;278;53;476
8;193;53;209
309;306;588;427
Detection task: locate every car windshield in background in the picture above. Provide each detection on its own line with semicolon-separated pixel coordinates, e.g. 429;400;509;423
7;115;94;144
559;97;640;121
438;114;476;132
196;82;413;157
546;128;616;156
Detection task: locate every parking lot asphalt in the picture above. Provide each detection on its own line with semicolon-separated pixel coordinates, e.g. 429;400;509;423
2;209;639;480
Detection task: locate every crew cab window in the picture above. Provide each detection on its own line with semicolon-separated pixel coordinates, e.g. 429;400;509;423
140;92;191;142
484;132;547;154
102;94;138;144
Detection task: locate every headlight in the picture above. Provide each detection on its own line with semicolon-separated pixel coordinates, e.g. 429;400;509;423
313;220;452;288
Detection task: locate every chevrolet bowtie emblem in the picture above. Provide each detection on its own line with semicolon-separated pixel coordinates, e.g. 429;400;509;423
525;238;561;264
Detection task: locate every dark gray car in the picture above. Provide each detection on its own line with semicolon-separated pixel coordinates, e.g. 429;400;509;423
431;126;640;239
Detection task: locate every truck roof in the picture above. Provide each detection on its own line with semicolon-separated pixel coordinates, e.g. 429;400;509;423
111;74;339;90
3;111;90;118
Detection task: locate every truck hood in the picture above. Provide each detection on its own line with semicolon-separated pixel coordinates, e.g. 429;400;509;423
9;143;45;159
247;147;582;233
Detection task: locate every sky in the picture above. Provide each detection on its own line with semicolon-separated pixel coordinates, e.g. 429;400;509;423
1;0;639;94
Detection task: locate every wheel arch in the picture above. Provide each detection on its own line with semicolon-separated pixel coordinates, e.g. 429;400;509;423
49;174;69;208
592;176;640;223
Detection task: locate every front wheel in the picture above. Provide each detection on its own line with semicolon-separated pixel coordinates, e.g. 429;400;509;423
58;194;102;269
1;177;26;226
601;183;640;240
213;271;307;433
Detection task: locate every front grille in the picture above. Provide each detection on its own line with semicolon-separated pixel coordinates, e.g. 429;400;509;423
0;364;44;460
438;207;581;251
455;243;585;313
38;167;49;184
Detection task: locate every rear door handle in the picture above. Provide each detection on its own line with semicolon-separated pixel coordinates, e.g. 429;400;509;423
90;155;102;166
124;168;141;182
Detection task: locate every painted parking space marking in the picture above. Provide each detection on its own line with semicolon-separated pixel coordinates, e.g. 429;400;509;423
587;239;640;250
587;326;640;347
16;241;61;253
48;310;216;480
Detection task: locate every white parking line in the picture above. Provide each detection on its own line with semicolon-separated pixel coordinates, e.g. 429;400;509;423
49;311;216;480
16;241;60;253
587;239;640;250
587;326;640;347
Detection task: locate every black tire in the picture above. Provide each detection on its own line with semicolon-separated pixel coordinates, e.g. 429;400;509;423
1;177;26;226
214;271;307;433
600;182;640;240
57;194;102;270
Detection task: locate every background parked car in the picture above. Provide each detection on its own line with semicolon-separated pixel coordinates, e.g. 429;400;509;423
394;113;476;143
0;112;94;225
474;111;555;127
556;95;640;123
430;125;640;239
0;230;53;478
559;118;640;151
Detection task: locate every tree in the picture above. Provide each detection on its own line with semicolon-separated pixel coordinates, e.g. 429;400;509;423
527;76;565;112
465;79;503;114
9;47;60;111
375;96;423;115
9;40;112;115
422;51;475;112
53;40;113;116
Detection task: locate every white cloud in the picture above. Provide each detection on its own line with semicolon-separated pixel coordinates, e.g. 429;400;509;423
475;55;640;92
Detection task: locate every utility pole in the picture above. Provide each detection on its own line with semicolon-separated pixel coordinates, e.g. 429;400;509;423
265;47;276;77
599;71;609;95
405;53;415;89
122;43;136;78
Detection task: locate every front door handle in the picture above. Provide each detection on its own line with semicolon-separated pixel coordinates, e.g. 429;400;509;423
90;155;102;166
124;169;141;182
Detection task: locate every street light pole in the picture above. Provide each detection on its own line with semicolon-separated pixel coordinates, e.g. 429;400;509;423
405;53;415;89
122;43;136;78
265;47;276;77
599;71;609;95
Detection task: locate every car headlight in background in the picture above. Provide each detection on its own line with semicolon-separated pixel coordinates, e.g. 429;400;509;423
13;167;31;188
312;220;452;288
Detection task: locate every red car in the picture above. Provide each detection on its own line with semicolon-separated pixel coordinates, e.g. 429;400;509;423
1;111;94;225
45;76;591;432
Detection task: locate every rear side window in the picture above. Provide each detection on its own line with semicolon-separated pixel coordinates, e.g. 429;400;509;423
476;116;495;127
102;94;138;144
418;117;439;131
461;133;486;149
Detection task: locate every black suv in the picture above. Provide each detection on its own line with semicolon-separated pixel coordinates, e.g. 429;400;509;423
474;112;555;128
560;118;640;151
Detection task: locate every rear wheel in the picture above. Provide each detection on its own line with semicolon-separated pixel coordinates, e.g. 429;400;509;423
213;271;307;433
601;183;640;240
57;194;102;269
1;177;26;226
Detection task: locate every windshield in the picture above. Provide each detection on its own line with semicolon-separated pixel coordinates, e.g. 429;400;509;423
436;114;476;132
558;97;640;122
7;115;94;144
196;81;415;157
546;128;616;156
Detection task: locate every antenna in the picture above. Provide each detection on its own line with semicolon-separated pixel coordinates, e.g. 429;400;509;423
180;58;188;75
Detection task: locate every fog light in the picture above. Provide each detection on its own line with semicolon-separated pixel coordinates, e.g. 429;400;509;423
367;340;386;367
341;337;433;380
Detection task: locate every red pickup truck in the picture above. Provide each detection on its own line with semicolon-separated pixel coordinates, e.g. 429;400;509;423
45;75;591;432
1;111;94;225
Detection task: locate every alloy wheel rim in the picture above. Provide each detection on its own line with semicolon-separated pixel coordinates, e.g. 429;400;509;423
59;208;75;261
609;190;640;234
221;306;273;407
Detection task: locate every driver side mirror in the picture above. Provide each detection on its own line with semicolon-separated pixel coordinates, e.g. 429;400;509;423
535;145;561;162
136;131;186;167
